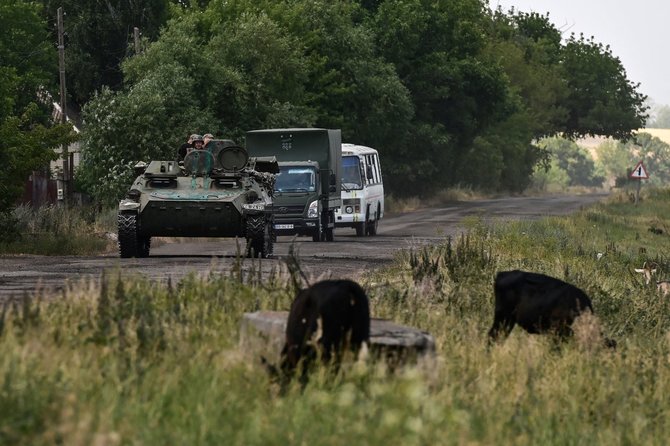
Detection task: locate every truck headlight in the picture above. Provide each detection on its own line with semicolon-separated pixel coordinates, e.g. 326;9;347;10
308;200;318;218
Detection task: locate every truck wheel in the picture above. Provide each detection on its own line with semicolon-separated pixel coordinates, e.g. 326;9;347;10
312;221;323;242
246;215;272;258
118;212;140;258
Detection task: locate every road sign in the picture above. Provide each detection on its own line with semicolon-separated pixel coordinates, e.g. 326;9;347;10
629;161;649;179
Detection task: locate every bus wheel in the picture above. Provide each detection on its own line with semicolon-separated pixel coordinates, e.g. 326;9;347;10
355;220;367;236
356;206;369;236
366;206;379;236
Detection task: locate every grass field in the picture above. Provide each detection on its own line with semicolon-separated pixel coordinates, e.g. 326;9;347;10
3;188;670;444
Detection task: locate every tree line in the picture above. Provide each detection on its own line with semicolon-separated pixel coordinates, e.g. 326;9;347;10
1;0;648;212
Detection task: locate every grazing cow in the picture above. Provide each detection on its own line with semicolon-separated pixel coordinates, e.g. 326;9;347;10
489;270;614;347
277;279;370;380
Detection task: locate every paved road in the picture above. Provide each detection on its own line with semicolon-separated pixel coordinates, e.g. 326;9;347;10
0;193;608;299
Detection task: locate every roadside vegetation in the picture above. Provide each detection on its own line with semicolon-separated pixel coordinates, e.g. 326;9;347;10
0;205;116;255
3;188;670;444
2;1;649;232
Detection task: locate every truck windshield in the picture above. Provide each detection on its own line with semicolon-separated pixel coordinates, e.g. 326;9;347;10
342;156;363;190
275;167;316;192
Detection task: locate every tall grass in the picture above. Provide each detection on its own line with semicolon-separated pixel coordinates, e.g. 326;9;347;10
3;189;670;443
0;205;116;255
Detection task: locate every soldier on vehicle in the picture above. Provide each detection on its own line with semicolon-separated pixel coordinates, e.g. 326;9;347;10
203;133;215;150
178;134;196;161
191;134;205;151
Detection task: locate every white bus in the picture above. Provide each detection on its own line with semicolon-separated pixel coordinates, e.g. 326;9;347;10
335;143;384;236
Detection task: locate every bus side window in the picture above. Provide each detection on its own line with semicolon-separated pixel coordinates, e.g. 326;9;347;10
370;155;379;184
366;164;374;182
359;160;366;186
366;154;378;184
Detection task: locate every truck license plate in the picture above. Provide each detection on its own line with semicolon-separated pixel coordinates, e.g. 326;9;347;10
275;224;294;230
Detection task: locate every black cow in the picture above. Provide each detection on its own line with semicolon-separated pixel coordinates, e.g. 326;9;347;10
488;270;614;347
277;279;370;380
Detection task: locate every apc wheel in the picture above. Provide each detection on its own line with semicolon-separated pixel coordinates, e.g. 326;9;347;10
118;213;140;258
139;236;151;257
246;215;273;258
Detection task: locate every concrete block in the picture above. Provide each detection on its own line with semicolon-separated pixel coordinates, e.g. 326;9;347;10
240;311;436;367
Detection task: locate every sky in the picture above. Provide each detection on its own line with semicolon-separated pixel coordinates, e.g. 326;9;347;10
490;0;670;107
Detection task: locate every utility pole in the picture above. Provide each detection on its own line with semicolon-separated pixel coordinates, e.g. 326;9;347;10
134;27;141;54
57;7;69;205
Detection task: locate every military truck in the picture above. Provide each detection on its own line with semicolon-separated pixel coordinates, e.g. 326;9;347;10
117;140;278;258
245;128;342;242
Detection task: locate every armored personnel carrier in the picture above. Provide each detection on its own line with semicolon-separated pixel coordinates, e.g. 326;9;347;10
117;139;278;258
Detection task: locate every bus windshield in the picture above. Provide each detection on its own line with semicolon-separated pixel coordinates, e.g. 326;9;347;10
275;166;316;192
342;156;363;190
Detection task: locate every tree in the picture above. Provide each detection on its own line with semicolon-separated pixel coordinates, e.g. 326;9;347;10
476;8;647;191
39;0;170;110
1;111;77;215
595;139;630;184
371;0;511;194
647;104;670;128
79;66;219;205
80;1;415;203
624;133;670;187
531;157;570;192
474;9;567;191
560;34;648;140
262;1;414;152
485;10;568;139
0;0;78;240
595;133;670;187
540;137;604;187
76;0;651;199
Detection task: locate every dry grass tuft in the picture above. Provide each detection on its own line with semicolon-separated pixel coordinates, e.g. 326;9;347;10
572;312;606;353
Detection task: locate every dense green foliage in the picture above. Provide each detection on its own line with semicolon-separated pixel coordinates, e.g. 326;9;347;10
0;0;77;239
593;132;670;188
39;0;170;109
561;35;647;140
72;1;647;204
0;0;649;208
4;189;670;443
538;137;605;188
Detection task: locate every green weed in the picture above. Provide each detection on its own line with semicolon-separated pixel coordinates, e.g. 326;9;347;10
0;205;115;255
4;190;670;443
